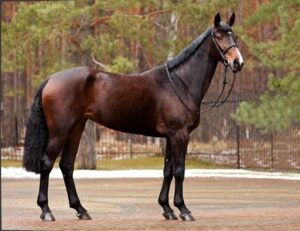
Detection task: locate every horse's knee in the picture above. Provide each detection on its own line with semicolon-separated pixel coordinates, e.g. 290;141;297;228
174;166;185;182
163;167;173;181
164;172;173;182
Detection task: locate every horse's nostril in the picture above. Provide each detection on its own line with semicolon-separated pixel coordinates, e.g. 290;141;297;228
233;58;239;68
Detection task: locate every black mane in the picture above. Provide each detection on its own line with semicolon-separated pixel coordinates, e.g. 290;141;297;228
166;26;213;70
166;22;232;70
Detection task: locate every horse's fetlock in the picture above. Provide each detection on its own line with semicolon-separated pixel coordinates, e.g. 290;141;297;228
174;199;184;209
158;198;168;206
37;196;48;208
71;201;87;214
69;198;81;209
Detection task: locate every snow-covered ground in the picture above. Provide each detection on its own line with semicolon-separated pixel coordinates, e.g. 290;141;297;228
2;167;300;180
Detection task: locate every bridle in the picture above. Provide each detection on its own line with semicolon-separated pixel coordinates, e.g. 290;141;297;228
211;26;238;66
202;26;238;108
165;26;239;112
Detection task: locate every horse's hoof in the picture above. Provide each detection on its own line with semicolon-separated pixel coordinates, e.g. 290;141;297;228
77;212;92;220
40;212;56;221
179;213;195;221
163;212;178;220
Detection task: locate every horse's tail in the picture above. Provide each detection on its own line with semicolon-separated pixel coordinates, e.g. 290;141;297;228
23;79;49;174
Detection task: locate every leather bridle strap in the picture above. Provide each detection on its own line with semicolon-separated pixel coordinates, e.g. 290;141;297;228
165;63;196;112
165;27;239;112
201;27;238;108
211;27;238;66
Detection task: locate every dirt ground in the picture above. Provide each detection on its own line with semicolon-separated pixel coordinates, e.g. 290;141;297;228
2;177;300;230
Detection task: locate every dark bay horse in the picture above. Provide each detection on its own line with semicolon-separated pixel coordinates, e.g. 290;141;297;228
23;12;244;222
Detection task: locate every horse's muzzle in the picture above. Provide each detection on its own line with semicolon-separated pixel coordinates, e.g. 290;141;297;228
232;58;244;73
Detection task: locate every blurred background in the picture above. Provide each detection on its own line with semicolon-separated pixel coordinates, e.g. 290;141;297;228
1;0;299;171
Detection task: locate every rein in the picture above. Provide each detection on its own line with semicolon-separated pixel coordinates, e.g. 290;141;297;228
165;63;236;111
202;65;237;108
165;63;195;112
165;26;238;111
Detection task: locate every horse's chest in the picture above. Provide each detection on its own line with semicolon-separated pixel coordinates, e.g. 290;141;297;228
189;114;200;131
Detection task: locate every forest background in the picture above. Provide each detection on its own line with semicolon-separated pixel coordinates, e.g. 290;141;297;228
1;0;299;169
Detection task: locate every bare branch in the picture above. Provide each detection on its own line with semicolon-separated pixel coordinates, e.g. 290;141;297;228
90;10;172;27
91;54;107;70
90;15;111;27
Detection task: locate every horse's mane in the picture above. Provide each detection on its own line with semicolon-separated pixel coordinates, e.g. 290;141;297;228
166;26;213;70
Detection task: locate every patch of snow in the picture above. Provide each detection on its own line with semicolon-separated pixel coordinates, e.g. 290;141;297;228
1;167;300;180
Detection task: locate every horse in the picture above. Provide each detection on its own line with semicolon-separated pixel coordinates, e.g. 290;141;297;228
23;12;244;222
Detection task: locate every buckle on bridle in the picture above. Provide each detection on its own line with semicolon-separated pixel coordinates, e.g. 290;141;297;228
223;58;229;66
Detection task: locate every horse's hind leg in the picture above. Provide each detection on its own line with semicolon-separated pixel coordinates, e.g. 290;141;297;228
59;121;91;220
38;137;64;221
158;138;178;220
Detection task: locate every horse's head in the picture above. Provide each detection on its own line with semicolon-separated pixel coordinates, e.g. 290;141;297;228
211;12;244;72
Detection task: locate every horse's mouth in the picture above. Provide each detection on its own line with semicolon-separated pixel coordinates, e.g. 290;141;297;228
230;61;244;73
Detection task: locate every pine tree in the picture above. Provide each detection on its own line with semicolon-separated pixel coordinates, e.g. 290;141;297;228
232;0;300;132
2;0;239;164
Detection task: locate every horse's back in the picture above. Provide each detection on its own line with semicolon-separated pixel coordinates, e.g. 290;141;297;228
40;66;164;136
44;67;91;90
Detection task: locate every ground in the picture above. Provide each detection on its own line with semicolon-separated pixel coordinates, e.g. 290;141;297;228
2;177;300;230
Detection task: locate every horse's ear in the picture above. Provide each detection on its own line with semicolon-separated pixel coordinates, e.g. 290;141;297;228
227;12;235;27
214;12;221;28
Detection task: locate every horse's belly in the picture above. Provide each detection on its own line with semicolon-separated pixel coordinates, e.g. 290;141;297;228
92;116;161;137
88;103;162;137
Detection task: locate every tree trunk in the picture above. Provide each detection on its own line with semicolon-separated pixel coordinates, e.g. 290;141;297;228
167;6;179;60
77;120;97;169
2;72;17;146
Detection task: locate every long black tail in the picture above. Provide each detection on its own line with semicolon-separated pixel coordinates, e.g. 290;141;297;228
23;79;49;174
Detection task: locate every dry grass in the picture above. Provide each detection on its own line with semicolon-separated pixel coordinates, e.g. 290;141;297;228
1;156;219;170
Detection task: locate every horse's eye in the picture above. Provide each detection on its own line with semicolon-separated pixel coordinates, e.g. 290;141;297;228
216;35;222;40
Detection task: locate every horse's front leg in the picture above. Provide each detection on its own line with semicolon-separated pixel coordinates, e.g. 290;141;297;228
170;130;195;221
158;138;177;220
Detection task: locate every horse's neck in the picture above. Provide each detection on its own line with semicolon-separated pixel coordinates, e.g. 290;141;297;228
174;39;218;107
